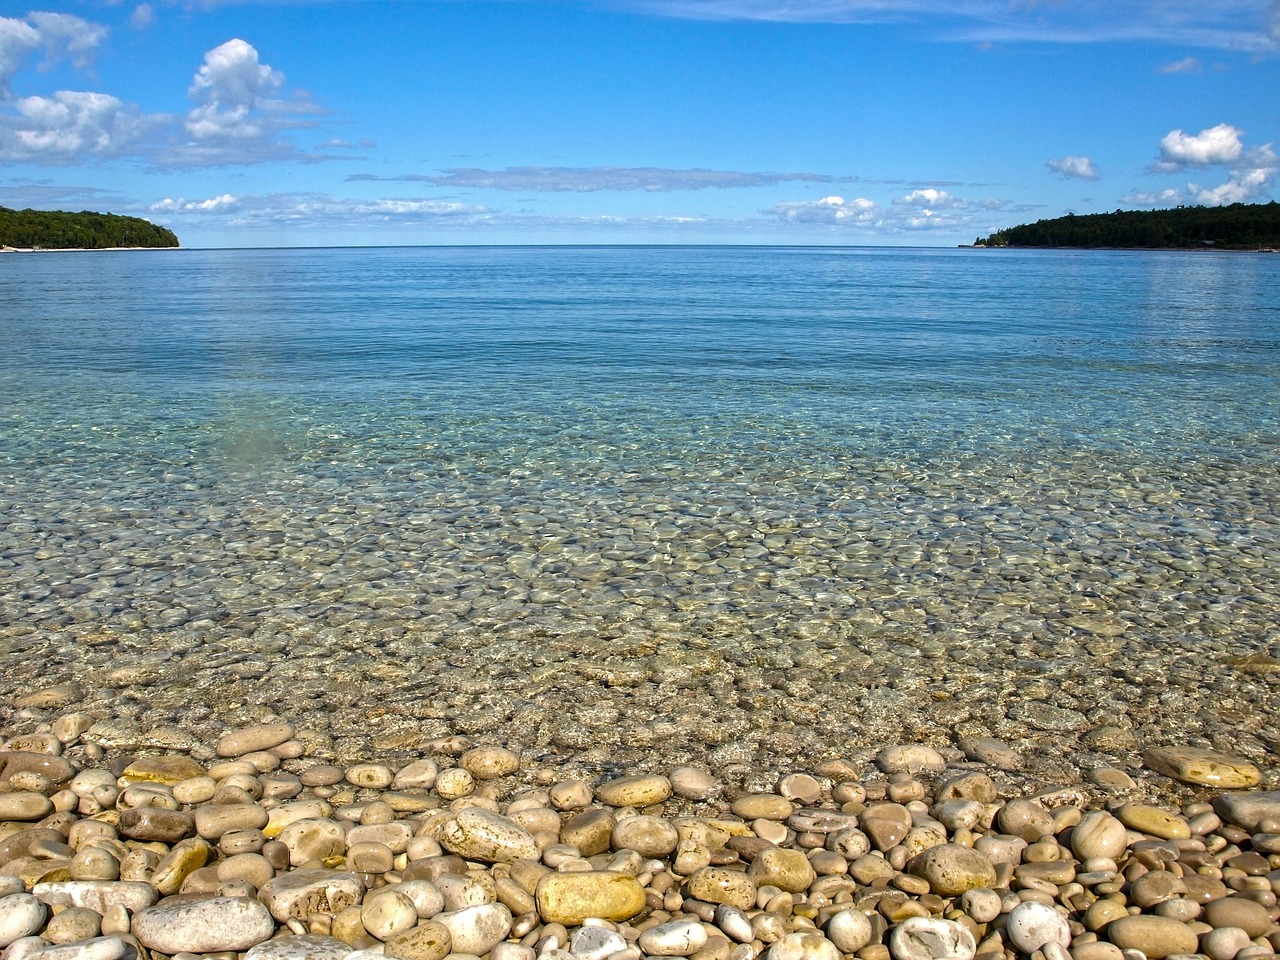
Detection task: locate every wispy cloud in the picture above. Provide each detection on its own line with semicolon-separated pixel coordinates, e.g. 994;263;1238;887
622;0;1280;49
149;191;495;229
0;13;107;93
1046;156;1100;181
349;166;833;192
1160;56;1202;74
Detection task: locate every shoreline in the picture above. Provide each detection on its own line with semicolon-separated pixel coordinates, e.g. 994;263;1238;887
0;245;179;253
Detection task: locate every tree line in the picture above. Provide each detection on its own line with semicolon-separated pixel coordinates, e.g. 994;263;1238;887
0;207;179;249
974;201;1280;249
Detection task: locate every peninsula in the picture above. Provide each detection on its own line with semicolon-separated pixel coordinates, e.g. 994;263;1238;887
973;200;1280;249
0;206;179;250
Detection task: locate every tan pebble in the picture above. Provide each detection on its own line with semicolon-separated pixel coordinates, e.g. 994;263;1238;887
237;751;280;773
263;799;334;838
596;775;673;808
535;871;647;925
389;759;439;792
216;722;296;758
876;745;946;774
384;919;452;960
997;800;1054;842
1202;898;1274;937
363;889;419;941
1084;900;1130;933
69;847;120;882
348;821;413;854
686;867;758;910
348;840;395;874
561;808;617;857
1115;803;1191;841
671;767;719;801
908;844;997;896
258;868;366;921
777;775;822;806
1129;872;1186;909
1071;812;1129;861
0;792;54;822
732;794;795;821
150;837;212;896
1201;926;1254;960
1071;943;1124;960
278;817;345;866
753;818;789;845
216;852;275;889
460;747;520;780
748;847;816;895
1144;748;1262;790
549;780;594;811
1105;915;1198;958
613;815;679;858
173;777;218;805
435;873;495;910
508;806;560;837
434;768;474;800
340;764;391;789
300;765;346;788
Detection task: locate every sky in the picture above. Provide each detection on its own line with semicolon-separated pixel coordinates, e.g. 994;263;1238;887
1;0;1278;247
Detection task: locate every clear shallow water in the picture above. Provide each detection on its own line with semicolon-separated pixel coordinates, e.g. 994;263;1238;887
2;246;1278;789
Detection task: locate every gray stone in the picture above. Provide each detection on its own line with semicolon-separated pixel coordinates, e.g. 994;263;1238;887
132;896;275;954
0;894;49;948
243;935;353;960
257;868;365;921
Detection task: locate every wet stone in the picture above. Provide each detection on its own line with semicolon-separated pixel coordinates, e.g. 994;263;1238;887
1143;747;1262;789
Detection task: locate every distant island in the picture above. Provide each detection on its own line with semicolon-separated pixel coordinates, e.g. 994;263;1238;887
0;207;179;250
973;201;1280;250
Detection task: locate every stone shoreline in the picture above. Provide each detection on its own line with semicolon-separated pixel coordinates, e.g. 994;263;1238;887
0;714;1277;960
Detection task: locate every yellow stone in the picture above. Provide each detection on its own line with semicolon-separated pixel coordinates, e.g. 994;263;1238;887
1144;747;1262;789
1115;803;1190;841
121;755;207;786
150;838;212;896
385;920;452;960
535;871;646;925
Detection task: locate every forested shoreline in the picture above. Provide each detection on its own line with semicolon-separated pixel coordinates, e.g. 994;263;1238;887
0;207;179;249
974;201;1280;249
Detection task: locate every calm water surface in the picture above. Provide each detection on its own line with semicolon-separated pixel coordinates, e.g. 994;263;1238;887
1;246;1277;786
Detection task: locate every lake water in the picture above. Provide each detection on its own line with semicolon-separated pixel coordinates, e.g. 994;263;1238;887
2;245;1278;790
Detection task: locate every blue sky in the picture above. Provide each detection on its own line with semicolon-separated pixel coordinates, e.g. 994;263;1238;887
2;0;1278;247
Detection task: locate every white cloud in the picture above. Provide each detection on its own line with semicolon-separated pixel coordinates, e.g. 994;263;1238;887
1119;187;1185;206
27;13;107;72
766;188;1021;231
1;13;106;92
0;90;155;162
768;194;880;225
1160;56;1202;74
1046;156;1100;180
129;5;155;30
148;191;494;230
165;39;324;167
349;166;833;192
1141;124;1277;207
1152;123;1245;171
626;0;1280;50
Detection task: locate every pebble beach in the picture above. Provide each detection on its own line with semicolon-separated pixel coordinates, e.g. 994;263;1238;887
0;716;1278;960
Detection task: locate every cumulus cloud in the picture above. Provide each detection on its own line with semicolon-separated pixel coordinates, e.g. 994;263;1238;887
1151;123;1245;171
161;39;326;167
1046;156;1100;180
769;194;879;225
0;90;158;162
1138;124;1278;207
626;0;1280;50
349;166;832;192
